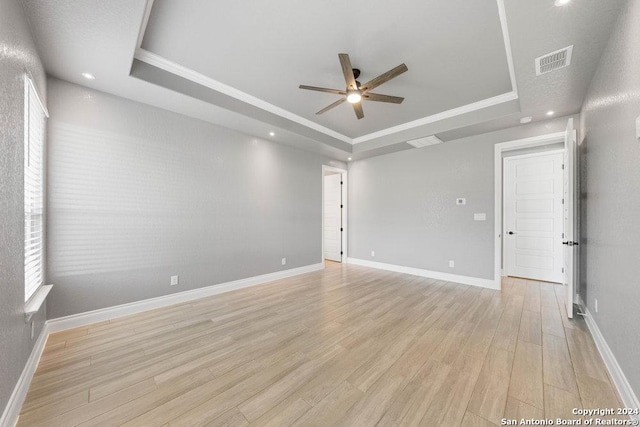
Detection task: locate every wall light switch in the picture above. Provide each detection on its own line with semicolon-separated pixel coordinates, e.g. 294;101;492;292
449;260;455;268
474;213;486;221
281;258;286;266
456;198;466;205
371;250;375;257
170;275;179;286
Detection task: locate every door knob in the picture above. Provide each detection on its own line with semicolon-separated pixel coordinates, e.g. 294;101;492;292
508;231;516;235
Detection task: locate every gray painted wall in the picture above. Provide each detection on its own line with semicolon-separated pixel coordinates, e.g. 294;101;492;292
46;78;345;318
0;0;47;417
348;116;577;280
579;0;640;399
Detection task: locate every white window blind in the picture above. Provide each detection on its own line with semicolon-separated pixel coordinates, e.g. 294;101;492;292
24;76;48;302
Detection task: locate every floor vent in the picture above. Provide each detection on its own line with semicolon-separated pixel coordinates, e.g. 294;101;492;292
407;135;443;148
535;45;573;76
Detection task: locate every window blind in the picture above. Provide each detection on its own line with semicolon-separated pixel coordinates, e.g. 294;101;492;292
24;76;48;302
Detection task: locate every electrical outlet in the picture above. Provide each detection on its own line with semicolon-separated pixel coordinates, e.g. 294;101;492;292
371;250;375;257
170;275;179;286
594;298;598;313
30;321;34;340
456;198;466;205
281;257;286;266
449;260;455;268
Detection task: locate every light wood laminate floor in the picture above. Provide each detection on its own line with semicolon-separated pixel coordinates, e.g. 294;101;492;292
19;262;624;426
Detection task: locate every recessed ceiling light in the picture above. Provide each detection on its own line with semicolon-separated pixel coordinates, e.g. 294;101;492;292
269;132;275;136
348;157;352;161
546;110;555;116
520;116;532;124
81;72;95;80
554;0;570;6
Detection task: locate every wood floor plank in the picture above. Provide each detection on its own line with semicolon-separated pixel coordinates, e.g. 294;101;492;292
543;383;583;421
462;411;500;427
18;265;621;426
508;340;544;409
503;396;544;420
467;346;515;425
541;303;565;338
291;381;363;427
518;309;542;345
542;332;579;395
565;328;610;383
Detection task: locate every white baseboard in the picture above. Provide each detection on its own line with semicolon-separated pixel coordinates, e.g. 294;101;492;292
0;324;50;427
1;262;324;426
47;263;324;333
346;258;500;290
0;263;324;427
584;309;640;420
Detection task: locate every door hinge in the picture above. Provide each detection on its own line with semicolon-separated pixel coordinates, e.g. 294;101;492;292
340;251;343;255
562;232;565;238
340;228;343;232
340;181;343;185
562;267;565;273
340;204;343;208
562;198;564;204
562;164;565;170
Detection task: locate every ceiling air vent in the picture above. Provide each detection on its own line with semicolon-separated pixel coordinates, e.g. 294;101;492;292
535;45;573;76
406;135;443;148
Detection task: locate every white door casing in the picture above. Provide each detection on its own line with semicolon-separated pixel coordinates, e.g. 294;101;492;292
563;118;577;318
504;151;564;283
323;173;342;262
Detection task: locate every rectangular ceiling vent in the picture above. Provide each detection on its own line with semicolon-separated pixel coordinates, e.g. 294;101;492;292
535;45;573;76
406;135;443;148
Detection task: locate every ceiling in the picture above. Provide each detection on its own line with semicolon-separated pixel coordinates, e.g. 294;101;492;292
22;0;623;161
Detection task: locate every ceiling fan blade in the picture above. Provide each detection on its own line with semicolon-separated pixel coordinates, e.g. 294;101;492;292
360;63;408;93
338;53;358;90
316;98;346;115
352;102;364;120
299;85;346;95
362;93;404;104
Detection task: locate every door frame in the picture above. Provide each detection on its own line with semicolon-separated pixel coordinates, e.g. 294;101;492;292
322;165;348;265
502;149;565;281
494;132;565;288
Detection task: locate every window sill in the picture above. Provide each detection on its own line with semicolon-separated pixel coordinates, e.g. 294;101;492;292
25;284;53;322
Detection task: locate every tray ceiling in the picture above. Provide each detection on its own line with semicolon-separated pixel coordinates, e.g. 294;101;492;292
139;0;514;140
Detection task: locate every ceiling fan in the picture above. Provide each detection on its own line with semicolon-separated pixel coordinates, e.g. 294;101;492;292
299;53;408;120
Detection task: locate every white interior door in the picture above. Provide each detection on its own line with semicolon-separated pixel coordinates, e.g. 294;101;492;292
323;173;342;262
504;152;564;283
563;118;577;318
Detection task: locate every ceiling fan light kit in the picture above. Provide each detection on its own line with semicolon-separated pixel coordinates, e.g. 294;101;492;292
347;91;362;104
299;53;408;119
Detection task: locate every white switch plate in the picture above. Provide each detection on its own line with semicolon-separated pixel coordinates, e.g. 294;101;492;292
281;257;286;266
170;275;179;286
449;260;455;268
456;198;466;205
474;213;486;221
371;250;375;257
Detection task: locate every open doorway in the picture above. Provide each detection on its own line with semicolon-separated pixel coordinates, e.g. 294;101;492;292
322;166;347;264
494;119;578;318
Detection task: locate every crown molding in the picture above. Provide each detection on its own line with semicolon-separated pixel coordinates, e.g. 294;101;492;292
134;48;352;144
133;0;519;148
